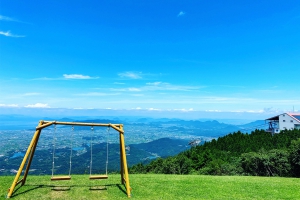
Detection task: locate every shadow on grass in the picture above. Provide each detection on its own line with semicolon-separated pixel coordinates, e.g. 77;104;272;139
116;184;127;195
51;186;71;191
89;186;107;191
11;184;45;198
11;183;126;198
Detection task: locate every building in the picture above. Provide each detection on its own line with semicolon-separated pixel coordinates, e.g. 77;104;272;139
266;113;300;134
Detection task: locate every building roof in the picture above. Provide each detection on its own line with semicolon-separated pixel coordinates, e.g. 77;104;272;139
266;113;300;123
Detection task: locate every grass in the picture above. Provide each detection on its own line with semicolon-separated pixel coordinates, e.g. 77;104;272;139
1;174;300;199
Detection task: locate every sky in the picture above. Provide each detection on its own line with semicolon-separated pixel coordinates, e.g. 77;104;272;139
0;1;300;119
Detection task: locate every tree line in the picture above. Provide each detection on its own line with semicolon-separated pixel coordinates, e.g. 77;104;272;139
129;129;300;177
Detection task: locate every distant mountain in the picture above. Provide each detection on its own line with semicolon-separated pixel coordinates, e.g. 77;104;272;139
146;120;240;137
0;115;269;137
0;115;41;130
130;138;190;158
79;119;121;124
238;120;267;129
136;118;153;123
145;119;268;137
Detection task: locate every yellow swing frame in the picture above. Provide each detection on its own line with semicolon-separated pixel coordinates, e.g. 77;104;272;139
7;120;132;198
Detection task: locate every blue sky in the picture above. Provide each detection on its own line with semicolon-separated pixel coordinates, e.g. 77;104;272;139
1;1;300;118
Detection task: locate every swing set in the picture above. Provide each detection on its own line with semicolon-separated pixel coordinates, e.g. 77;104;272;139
7;120;132;198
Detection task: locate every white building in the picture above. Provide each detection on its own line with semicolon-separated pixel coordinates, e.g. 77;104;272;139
266;113;300;134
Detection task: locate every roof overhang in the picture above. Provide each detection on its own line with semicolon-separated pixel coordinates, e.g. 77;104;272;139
266;112;300;123
266;116;279;120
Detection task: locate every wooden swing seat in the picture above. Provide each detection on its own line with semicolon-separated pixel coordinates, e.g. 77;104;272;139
51;176;71;181
89;175;108;180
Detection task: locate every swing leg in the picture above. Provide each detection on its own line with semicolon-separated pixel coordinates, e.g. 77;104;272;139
119;126;131;198
22;129;41;185
119;132;124;184
7;121;43;198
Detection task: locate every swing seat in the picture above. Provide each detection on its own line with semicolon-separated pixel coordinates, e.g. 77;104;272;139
89;175;108;180
51;176;71;181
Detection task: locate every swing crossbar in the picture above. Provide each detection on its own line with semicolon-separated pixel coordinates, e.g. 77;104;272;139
40;121;124;133
51;176;71;181
89;175;108;180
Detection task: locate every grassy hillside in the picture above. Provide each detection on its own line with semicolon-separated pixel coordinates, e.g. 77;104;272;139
1;174;300;199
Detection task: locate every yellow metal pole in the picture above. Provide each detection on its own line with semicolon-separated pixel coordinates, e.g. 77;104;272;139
119;125;131;197
119;132;124;184
7;121;43;198
22;122;43;185
36;121;54;130
42;121;122;128
110;123;124;133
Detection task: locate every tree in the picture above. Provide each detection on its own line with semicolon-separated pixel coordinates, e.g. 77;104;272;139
241;149;290;176
289;138;300;177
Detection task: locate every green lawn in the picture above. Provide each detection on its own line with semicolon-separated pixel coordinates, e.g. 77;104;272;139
1;174;300;199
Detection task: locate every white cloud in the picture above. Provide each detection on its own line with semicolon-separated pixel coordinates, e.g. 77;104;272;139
23;93;41;96
110;87;142;92
226;109;281;114
148;108;161;111
118;72;142;79
63;74;99;79
205;109;222;112
0;15;27;23
128;88;141;92
146;82;162;86
31;77;55;81
33;74;99;80
25;103;50;108
0;104;19;107
145;82;201;91
0;30;25;38
114;82;125;85
173;108;194;112
110;82;202;93
76;92;120;96
0;15;16;21
131;94;144;97
178;11;185;17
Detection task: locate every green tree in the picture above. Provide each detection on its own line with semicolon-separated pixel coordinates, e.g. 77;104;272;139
289;138;300;177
